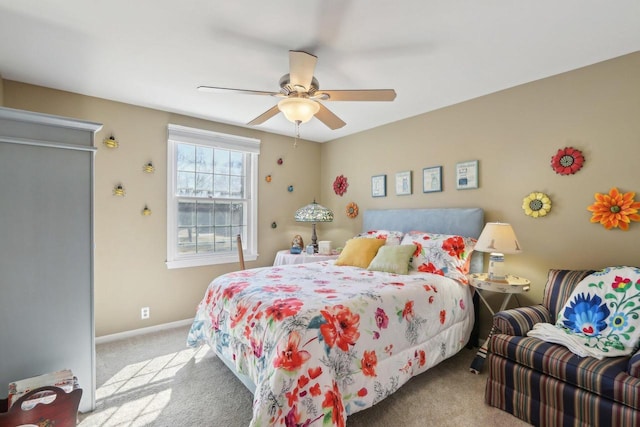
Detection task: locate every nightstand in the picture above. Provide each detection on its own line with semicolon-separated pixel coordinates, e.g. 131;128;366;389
468;272;531;374
273;249;339;266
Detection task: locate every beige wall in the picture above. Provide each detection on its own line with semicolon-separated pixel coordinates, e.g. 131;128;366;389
4;51;639;336
3;82;322;336
320;52;640;328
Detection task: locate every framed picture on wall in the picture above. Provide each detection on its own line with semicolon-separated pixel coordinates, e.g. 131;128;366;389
422;166;442;193
395;171;412;196
456;160;479;190
371;174;387;197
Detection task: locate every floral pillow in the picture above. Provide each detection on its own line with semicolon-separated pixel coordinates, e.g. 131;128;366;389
357;230;404;246
528;266;640;359
400;232;476;284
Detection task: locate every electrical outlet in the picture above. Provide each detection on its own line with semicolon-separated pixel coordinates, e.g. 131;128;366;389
141;307;150;319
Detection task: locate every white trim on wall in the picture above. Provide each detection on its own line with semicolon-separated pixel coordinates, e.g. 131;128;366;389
95;318;194;345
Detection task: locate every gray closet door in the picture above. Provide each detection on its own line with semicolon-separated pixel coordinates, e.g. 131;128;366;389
0;141;95;411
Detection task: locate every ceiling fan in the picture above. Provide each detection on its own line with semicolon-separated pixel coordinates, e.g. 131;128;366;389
198;50;396;130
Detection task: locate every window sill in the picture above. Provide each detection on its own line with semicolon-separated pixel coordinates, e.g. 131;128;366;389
166;253;258;269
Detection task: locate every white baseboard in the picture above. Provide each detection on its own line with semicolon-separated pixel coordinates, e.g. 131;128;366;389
95;318;193;345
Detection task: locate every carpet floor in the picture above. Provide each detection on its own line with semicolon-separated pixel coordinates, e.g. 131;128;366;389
78;325;530;427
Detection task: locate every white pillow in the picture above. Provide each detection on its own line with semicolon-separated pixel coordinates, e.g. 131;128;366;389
356;230;404;246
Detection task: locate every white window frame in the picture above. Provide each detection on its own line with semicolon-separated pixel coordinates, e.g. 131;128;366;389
166;124;260;269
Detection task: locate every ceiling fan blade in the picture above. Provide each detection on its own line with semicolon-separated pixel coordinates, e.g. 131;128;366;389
289;51;317;91
314;89;397;102
198;86;281;97
247;105;281;126
315;103;346;130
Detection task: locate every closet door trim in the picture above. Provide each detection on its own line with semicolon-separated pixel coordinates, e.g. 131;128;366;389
0;135;98;152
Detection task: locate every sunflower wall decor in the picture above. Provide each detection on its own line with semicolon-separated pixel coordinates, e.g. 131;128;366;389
587;187;640;230
346;202;359;218
551;147;584;175
333;174;349;196
522;192;552;218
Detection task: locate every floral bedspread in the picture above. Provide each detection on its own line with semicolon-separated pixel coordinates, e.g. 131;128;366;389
187;261;474;426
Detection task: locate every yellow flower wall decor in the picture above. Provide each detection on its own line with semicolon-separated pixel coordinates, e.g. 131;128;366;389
587;187;640;230
346;202;359;218
522;192;551;218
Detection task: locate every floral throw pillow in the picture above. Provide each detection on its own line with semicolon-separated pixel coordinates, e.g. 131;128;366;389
400;232;476;284
528;266;640;359
556;266;640;357
357;230;405;246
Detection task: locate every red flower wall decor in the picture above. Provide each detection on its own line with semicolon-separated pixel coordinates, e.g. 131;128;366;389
333;175;348;196
551;147;584;175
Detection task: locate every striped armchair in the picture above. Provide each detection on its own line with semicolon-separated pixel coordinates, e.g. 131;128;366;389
485;269;640;426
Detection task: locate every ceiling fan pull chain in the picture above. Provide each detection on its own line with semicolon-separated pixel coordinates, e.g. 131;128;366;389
294;120;301;148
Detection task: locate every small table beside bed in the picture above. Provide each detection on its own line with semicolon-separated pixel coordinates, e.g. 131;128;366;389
187;207;484;426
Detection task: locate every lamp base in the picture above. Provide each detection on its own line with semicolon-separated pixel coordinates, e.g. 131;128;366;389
487;253;507;281
311;223;318;253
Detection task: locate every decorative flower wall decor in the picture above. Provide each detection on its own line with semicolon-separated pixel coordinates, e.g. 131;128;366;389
522;192;552;218
587;187;640;230
551;147;584;175
333;174;349;196
346;202;359;218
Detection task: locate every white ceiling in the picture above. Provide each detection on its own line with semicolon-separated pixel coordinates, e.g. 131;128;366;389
1;1;639;143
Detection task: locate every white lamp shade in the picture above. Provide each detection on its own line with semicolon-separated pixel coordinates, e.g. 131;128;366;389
475;222;522;254
278;98;320;123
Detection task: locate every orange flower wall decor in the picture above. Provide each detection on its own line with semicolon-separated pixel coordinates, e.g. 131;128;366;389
587;187;640;230
551;147;584;175
333;174;349;196
346;202;359;218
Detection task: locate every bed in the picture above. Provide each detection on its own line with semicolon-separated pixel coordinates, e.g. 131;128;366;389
187;208;484;426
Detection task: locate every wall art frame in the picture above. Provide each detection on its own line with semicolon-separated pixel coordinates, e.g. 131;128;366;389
395;171;412;196
456;160;479;190
422;166;442;193
371;174;387;197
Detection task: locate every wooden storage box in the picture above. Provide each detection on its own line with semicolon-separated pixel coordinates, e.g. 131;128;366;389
0;386;82;427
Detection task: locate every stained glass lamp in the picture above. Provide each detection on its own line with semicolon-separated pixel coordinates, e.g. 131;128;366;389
294;200;334;253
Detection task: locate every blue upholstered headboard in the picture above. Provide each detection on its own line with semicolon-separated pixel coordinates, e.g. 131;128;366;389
362;208;485;273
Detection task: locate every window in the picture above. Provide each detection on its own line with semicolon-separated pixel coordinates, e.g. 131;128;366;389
166;124;260;269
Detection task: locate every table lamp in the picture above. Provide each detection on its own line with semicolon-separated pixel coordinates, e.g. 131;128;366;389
474;222;522;281
294;200;334;253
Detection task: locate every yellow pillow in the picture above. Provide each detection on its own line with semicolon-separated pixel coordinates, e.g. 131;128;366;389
335;237;386;268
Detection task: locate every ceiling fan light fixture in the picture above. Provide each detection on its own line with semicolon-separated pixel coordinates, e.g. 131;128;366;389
277;97;319;124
